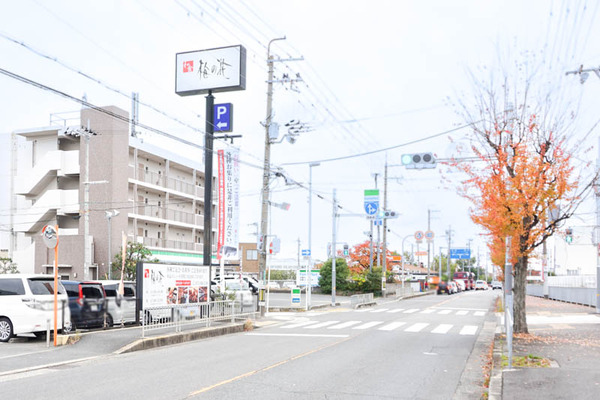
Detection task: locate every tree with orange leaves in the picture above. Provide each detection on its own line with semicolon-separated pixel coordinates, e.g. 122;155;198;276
452;76;597;334
347;240;393;275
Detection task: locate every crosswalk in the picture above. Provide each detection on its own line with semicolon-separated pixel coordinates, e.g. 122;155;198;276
275;307;486;336
352;307;486;316
277;319;480;335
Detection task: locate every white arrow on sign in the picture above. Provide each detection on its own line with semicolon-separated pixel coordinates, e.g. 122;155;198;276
217;121;228;129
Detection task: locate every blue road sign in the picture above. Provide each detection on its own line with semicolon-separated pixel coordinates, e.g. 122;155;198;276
374;219;382;226
364;189;380;216
213;103;233;132
450;248;471;260
301;249;311;256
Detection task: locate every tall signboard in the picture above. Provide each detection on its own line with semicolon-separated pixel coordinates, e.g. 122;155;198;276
176;45;247;96
217;148;240;259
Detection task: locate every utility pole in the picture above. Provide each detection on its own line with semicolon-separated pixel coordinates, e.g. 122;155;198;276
258;37;285;316
382;160;388;293
307;162;319;310
331;189;337;306
446;225;453;280
565;66;600;313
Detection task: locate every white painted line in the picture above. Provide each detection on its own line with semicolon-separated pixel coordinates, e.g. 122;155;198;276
353;321;384;330
456;310;469;316
246;333;349;338
420;309;436;314
281;321;320;329
304;321;340;329
403;309;419;314
405;323;429;333
378;322;407;331
328;321;362;330
371;308;389;313
474;311;486;317
438;310;452;315
387;309;405;313
355;308;372;313
431;324;453;334
460;325;478;335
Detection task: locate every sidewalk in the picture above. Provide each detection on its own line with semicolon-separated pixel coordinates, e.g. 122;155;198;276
491;296;600;400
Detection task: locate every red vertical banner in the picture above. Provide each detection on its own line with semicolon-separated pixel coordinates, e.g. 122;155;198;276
217;150;225;260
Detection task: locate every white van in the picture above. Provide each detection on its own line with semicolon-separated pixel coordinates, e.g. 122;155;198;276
100;280;137;326
0;274;71;342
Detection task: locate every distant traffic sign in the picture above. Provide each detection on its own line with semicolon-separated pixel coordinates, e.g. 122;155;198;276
213;103;233;132
301;249;311;256
450;248;471;259
414;231;424;242
364;189;380;216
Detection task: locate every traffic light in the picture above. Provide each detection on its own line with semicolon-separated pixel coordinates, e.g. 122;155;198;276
382;210;398;219
565;228;573;244
400;153;436;169
343;244;349;256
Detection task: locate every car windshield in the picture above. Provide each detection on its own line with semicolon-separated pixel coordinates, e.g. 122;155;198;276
28;278;66;295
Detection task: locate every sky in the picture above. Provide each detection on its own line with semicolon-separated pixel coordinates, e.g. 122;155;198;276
1;0;600;268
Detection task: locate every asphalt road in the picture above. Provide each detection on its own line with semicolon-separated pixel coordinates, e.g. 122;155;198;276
1;289;499;399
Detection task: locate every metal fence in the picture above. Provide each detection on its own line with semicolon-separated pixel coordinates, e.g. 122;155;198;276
141;300;257;337
527;275;597;307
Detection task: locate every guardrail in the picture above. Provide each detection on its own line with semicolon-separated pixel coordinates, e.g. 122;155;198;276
350;293;374;307
141;300;257;337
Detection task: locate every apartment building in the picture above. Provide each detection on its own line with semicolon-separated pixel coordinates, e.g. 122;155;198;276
10;105;217;278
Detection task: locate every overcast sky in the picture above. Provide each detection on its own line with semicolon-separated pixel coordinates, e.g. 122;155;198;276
1;0;599;266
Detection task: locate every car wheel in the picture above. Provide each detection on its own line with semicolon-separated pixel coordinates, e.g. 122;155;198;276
105;314;114;328
0;317;13;342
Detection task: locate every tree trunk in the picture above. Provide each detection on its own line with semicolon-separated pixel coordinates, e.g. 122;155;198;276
513;255;529;334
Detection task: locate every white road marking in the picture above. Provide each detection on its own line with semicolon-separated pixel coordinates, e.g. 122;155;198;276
353;321;384;330
431;324;453;334
328;321;362;330
371;308;389;313
246;333;349;338
438;310;452;315
474;311;486;316
355;308;372;312
387;309;405;313
378;322;407;331
459;325;478;335
403;308;419;314
281;321;320;329
304;321;340;329
405;323;429;333
420;309;436;314
456;310;469;316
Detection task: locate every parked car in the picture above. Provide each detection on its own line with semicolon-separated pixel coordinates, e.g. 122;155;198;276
475;280;488;290
453;280;466;292
492;281;502;290
448;281;458;294
224;280;253;308
266;281;280;290
437;281;449;295
0;274;71;342
62;281;107;329
100;280;137;326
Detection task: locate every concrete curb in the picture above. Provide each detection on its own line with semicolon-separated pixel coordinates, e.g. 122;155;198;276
114;322;245;354
488;329;504;400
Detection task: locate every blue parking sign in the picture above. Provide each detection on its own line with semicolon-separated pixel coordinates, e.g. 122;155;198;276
213;103;233;132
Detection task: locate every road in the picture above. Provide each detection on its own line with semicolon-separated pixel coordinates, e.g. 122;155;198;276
1;290;499;399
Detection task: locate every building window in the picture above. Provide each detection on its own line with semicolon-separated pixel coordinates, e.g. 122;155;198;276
246;249;258;260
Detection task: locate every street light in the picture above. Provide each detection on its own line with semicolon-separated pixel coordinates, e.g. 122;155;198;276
105;209;120;280
401;234;413;289
307;162;320;310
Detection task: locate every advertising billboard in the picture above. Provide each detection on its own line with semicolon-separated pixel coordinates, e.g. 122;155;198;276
175;45;246;96
138;263;210;310
217;148;240;259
